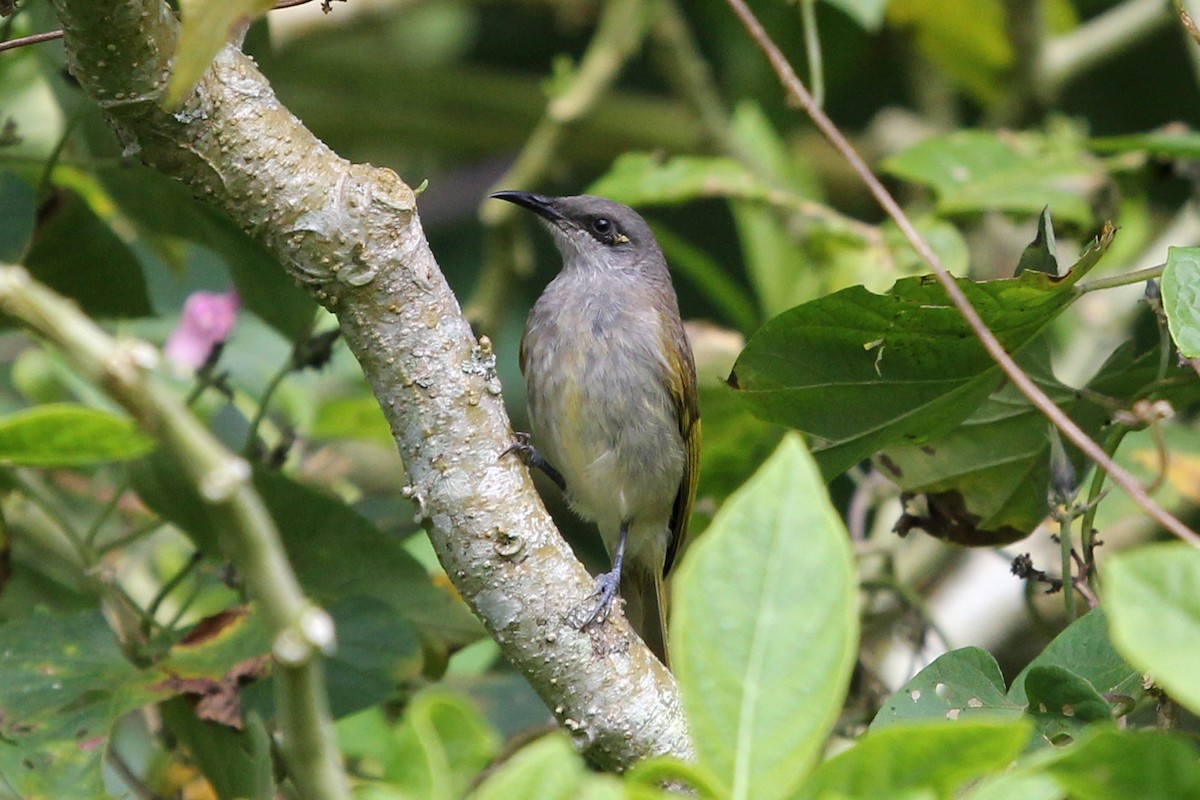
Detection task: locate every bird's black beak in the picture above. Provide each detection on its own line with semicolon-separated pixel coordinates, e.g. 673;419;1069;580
489;190;564;224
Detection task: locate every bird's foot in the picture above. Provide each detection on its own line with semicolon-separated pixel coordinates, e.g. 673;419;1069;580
500;432;566;491
581;568;622;629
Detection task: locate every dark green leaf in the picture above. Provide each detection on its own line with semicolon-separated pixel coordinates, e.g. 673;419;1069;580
23;190;152;319
129;453;483;646
0;403;155;466
884;130;1104;226
1016;207;1059;277
673;435;858;799
1162;246;1200;358
872;647;1022;729
1008;609;1141;708
794;720;1032;800
0;171;37;262
0;611;162;799
161;700;275;800
730;229;1111;478
324;595;422;717
1021;665;1113;746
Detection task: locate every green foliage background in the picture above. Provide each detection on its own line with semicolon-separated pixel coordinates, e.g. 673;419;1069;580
2;0;1200;797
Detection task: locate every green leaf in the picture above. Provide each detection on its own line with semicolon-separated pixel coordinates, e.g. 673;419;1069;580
1022;666;1113;742
466;733;617;800
883;130;1103;226
672;435;858;800
652;223;761;333
1008;609;1141;708
872;647;1022;729
794;720;1033;800
99;164;317;340
1162;246;1200;358
1090;132;1200;160
1042;728;1200;800
0;403;155;466
0;610;162;799
22;189;153;319
1016;207;1059;277
695;383;785;509
824;0;888;31
382;688;503;799
129;454;484;646
730;229;1111;478
166;0;276;108
878;330;1200;543
161;700;275;800
588;152;770;207
323;595;422;718
1104;543;1200;716
887;0;1011;103
0;171;37;262
311;394;395;447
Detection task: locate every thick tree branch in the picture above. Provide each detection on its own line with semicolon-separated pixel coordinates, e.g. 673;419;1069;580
48;0;691;769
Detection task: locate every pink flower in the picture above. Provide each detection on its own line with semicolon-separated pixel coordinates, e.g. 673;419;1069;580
164;290;240;370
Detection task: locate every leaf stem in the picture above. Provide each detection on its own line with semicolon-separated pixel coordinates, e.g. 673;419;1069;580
1058;512;1076;621
1075;263;1164;294
725;0;1200;548
799;0;824;109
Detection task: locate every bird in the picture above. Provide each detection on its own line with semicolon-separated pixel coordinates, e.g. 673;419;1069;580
490;190;700;666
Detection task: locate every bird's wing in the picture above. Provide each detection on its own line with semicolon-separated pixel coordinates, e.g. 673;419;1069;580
662;317;700;577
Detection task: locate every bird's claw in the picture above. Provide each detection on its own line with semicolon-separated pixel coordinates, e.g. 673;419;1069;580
582;568;622;629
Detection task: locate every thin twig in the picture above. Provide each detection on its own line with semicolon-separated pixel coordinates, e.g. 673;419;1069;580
0;29;63;53
724;0;1200;547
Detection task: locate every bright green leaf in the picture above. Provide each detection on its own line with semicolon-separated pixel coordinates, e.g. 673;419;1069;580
673;434;858;800
887;0;1011;103
1090;132;1200;160
794;720;1033;800
22;190;153;319
384;688;503;799
1104;543;1200;716
0;403;155;466
588;152;771;207
166;0;276;108
883;130;1104;226
467;733;615;800
1043;728;1200;800
872;647;1022;729
1162;246;1200;358
824;0;888;31
311;394;395;447
0;171;36;262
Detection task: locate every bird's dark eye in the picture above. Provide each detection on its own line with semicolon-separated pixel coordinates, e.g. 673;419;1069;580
591;217;612;236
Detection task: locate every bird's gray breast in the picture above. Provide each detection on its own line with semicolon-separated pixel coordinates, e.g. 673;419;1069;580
521;271;685;531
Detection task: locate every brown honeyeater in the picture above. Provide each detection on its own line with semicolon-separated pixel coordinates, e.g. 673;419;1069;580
491;191;700;666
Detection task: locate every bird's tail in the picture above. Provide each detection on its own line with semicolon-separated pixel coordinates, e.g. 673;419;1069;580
622;567;670;668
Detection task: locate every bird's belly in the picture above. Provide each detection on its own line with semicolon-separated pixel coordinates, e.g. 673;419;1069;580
529;358;684;535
